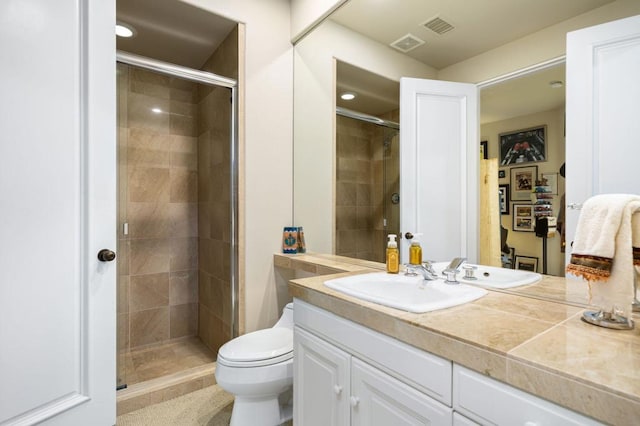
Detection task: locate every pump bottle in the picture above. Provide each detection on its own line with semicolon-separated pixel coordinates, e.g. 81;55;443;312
386;234;399;274
409;234;423;265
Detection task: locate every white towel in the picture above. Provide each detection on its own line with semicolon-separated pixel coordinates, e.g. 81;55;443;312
566;194;640;312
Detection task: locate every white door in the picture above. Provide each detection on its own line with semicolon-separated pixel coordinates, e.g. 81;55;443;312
400;78;479;264
565;14;640;263
0;1;116;424
350;358;452;425
294;327;351;426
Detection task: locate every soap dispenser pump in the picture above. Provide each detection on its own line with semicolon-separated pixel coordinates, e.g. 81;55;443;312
409;233;423;265
386;234;399;274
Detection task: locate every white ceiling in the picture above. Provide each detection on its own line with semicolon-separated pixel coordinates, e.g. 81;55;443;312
116;0;236;69
330;0;614;69
331;0;614;123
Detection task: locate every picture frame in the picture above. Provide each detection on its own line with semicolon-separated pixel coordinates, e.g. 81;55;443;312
480;141;488;159
541;172;558;194
515;255;539;272
498;184;510;215
510;165;537;200
512;203;534;232
498;169;506;179
499;125;547;166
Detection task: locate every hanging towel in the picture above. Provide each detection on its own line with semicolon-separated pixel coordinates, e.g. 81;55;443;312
566;194;640;280
566;194;640;312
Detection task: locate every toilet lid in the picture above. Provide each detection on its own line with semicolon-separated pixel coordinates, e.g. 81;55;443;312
218;328;293;363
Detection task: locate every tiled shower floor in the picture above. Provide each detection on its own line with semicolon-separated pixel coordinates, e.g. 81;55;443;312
119;337;216;387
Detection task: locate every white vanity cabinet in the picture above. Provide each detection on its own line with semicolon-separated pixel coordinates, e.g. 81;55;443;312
294;326;351;425
293;299;453;425
453;365;602;425
293;298;604;426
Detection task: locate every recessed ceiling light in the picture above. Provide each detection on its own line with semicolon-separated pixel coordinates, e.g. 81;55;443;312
341;92;356;101
549;80;563;89
115;23;135;38
151;108;163;114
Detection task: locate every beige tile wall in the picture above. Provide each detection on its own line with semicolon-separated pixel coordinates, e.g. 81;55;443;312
197;27;238;355
117;64;199;354
335;111;399;263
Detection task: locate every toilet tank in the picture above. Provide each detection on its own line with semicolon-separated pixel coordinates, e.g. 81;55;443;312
273;303;293;329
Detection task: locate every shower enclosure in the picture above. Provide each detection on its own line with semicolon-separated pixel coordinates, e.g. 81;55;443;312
115;52;238;392
335;108;400;263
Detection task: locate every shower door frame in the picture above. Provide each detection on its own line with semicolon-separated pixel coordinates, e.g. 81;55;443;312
116;50;240;342
335;107;400;260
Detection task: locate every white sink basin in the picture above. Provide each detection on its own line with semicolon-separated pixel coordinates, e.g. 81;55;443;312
432;262;542;289
323;272;487;313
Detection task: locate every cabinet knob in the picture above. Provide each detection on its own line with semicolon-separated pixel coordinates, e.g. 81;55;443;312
333;385;343;395
349;396;359;407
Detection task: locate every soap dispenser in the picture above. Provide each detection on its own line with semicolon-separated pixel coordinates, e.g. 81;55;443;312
386;234;399;274
409;233;423;265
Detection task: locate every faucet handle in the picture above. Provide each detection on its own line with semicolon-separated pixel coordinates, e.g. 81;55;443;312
403;264;418;276
446;257;466;271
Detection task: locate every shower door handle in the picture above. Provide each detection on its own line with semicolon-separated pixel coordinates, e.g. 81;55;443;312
97;249;116;262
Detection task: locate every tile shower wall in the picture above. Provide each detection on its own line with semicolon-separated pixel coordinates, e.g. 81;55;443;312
117;65;200;353
197;27;238;354
336;111;399;263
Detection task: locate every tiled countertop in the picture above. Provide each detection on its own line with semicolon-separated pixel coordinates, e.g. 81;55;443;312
276;253;640;425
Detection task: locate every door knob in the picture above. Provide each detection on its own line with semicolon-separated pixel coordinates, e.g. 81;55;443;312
97;249;116;262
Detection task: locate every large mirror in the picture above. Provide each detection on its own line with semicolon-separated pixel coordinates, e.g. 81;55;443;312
293;0;640;304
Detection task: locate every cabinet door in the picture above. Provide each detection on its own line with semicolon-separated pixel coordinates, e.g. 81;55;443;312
351;358;452;426
294;326;351;426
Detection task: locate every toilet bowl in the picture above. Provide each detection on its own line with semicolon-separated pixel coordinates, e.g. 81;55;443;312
215;303;294;426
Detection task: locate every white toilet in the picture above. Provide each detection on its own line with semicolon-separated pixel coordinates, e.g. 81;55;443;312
215;303;294;426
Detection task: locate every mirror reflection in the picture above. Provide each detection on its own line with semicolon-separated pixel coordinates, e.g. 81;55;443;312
335;63;400;262
293;0;640;304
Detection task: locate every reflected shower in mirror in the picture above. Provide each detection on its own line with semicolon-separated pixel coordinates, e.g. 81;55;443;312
335;62;400;262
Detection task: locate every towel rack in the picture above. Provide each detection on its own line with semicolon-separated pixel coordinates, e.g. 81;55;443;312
567;202;583;210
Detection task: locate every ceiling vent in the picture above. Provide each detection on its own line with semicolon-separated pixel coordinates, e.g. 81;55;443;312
422;16;455;35
390;34;425;53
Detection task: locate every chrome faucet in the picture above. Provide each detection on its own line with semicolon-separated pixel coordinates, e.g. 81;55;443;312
404;261;438;281
442;257;466;284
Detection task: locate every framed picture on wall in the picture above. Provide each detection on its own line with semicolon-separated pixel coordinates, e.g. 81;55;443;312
499;125;546;166
510;165;537;200
515;255;538;272
480;141;488;159
498;169;506;179
541;172;558;194
512;203;534;232
498;184;510;215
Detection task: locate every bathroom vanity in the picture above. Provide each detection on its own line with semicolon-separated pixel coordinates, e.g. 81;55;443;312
277;253;640;425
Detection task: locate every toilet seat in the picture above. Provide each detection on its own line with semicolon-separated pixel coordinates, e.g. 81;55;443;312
217;328;293;368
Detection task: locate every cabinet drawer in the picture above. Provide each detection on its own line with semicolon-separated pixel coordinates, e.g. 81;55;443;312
294;299;452;405
453;365;602;425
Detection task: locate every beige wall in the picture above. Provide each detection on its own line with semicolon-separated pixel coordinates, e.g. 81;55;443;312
294;20;436;255
481;107;565;276
290;0;347;41
186;0;294;332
